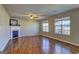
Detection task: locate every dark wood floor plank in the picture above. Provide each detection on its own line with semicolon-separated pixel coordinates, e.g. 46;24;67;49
5;35;79;54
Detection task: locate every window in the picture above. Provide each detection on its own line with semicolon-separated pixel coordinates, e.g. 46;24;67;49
55;17;70;35
42;21;49;32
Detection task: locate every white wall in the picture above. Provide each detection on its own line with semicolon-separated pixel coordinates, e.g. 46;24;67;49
20;19;39;36
0;5;10;51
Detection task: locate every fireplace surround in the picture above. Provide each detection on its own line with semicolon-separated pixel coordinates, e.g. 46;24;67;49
10;26;20;39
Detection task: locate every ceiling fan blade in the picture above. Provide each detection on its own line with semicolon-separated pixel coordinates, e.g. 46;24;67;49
20;11;46;16
19;14;29;16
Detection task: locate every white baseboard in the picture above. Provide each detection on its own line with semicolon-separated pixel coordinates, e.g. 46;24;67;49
41;34;79;47
19;34;41;37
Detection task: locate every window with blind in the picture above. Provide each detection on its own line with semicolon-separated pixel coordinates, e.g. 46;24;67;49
42;21;49;32
55;17;70;35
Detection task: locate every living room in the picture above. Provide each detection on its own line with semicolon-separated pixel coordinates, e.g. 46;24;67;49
0;4;79;54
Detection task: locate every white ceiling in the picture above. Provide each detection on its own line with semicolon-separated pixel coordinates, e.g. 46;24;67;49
3;4;79;20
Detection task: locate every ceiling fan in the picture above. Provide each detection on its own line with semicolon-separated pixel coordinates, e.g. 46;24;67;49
25;13;40;19
16;12;46;20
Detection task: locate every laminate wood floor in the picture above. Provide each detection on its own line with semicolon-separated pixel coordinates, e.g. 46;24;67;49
5;35;79;54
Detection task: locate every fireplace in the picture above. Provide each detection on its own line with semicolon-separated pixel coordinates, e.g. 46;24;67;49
10;26;20;39
13;30;18;38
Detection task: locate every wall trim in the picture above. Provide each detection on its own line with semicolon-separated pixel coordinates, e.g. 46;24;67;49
20;34;40;37
3;39;11;52
0;39;11;54
41;34;79;47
